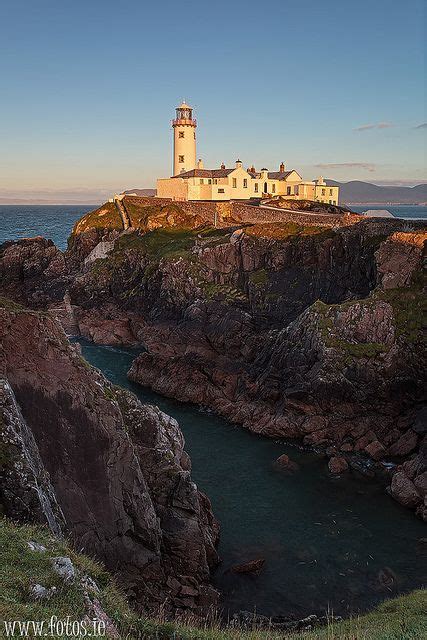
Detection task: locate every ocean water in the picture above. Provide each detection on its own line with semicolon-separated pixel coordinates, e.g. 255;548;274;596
0;205;95;251
79;341;426;619
1;205;426;619
351;205;427;219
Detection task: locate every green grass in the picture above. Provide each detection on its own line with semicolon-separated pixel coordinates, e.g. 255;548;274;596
114;228;197;261
0;297;24;311
201;282;247;302
245;222;336;241
71;203;123;234
375;280;425;345
1;519;425;639
249;269;268;286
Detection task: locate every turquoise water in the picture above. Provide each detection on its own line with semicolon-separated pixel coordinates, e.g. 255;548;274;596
79;341;426;619
351;205;427;219
2;206;426;618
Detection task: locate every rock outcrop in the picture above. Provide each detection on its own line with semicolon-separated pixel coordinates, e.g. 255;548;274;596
0;237;69;308
0;303;219;614
1;198;426;519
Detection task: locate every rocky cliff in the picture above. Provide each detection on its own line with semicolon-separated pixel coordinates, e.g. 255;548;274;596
0;301;219;614
1;198;426;519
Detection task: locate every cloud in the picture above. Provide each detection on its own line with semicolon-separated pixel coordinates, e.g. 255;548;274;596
354;122;393;131
315;162;376;173
414;123;427;129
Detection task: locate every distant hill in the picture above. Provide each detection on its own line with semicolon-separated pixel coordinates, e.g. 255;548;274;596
122;188;156;197
325;180;427;204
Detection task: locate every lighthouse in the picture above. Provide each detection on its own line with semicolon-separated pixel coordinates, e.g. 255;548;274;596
172;100;197;175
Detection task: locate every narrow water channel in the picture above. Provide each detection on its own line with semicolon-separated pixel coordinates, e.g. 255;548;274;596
80;340;426;619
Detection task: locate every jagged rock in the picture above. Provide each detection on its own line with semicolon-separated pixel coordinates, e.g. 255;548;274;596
0;237;68;307
30;584;57;600
376;231;425;289
365;440;387;461
0;305;219;613
232;558;265;574
0;379;64;535
389;472;422;509
274;454;300;474
388;430;418;457
328;456;349;474
83;596;119;639
2;215;426;518
81;575;100;594
27;541;47;552
51;557;76;583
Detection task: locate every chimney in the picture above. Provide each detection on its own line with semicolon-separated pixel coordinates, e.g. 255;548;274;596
197;158;204;169
235;159;243;169
280;162;285;173
250;164;255;173
220;162;226;169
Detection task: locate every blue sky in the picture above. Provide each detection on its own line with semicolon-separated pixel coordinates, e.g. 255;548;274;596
0;0;425;202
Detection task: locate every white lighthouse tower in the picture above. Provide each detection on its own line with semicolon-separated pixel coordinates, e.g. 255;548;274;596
172;100;197;175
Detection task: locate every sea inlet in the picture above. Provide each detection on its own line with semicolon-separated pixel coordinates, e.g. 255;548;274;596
80;340;426;620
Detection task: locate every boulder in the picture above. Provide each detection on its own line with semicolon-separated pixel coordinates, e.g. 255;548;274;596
365;440;387;461
328;456;349;474
388;430;418;457
232;558;265;575
274;454;300;474
389;472;422;509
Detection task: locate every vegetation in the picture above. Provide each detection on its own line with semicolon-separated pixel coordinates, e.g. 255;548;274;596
0;296;24;311
245;222;336;241
201;282;247;302
249;268;268;286
114;228;196;261
375;278;425;345
1;519;426;639
71;203;123;234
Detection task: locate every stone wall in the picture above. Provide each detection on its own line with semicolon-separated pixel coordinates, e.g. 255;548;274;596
123;195;360;229
230;203;360;228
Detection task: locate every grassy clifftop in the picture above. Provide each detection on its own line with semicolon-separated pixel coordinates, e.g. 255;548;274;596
1;519;426;640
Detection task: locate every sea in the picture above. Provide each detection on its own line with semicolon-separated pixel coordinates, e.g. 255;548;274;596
1;204;426;619
350;204;427;219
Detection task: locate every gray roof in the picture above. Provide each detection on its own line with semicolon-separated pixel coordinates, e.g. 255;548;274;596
247;170;297;181
171;168;235;178
172;168;299;180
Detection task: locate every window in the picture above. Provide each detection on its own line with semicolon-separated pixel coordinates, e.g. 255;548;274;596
295;185;299;196
254;183;258;193
208;179;212;184
286;186;291;195
213;178;218;184
218;188;225;193
272;183;276;193
232;178;237;188
179;131;184;138
321;188;326;196
329;200;332;204
179;155;184;163
200;179;204;184
194;132;196;139
243;178;247;188
329;189;333;196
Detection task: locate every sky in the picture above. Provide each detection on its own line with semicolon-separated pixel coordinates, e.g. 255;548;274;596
0;0;426;203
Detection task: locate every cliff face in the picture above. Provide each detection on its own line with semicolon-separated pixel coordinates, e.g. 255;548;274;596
0;237;69;308
0;303;219;614
1;198;426;519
